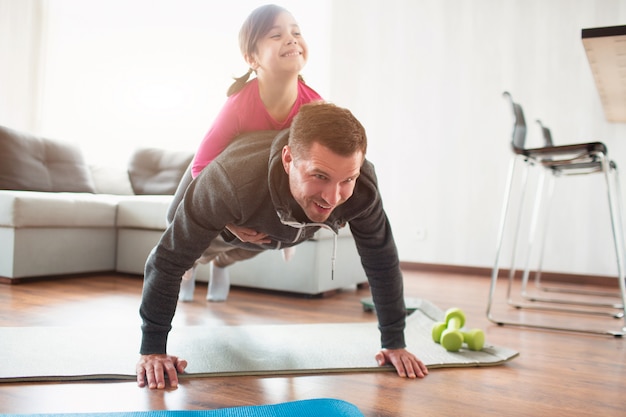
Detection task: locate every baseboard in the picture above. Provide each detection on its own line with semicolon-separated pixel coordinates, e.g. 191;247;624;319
0;271;122;285
1;264;619;289
400;262;618;288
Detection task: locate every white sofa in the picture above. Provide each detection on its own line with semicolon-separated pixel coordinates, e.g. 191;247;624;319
0;190;120;278
0;190;366;294
116;205;366;295
0;125;367;295
115;193;366;294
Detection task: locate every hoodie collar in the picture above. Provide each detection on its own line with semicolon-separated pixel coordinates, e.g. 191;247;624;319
267;129;345;281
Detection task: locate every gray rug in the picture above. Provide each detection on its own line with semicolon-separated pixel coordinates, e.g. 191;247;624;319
0;300;518;382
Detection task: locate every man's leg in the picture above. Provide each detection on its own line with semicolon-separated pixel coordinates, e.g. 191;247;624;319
178;266;197;302
193;238;261;302
207;261;229;302
207;248;261;301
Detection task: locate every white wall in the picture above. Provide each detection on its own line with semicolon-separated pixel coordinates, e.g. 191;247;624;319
35;0;331;166
328;0;626;277
0;0;46;129
2;0;626;277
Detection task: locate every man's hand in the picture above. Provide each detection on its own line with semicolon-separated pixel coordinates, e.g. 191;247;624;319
226;224;271;244
136;354;187;389
375;348;428;378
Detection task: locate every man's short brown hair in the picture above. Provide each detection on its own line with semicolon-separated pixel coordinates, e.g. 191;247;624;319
288;102;367;160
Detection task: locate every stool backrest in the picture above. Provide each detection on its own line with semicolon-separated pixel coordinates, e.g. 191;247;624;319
503;91;526;153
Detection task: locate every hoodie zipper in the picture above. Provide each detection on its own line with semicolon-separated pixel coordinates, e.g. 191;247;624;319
279;218;338;280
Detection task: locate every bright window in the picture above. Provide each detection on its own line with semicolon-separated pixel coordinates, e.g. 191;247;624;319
34;0;330;166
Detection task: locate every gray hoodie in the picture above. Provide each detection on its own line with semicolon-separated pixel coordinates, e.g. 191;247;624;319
139;129;408;354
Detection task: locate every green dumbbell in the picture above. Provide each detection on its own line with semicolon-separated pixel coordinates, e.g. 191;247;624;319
433;308;466;352
431;308;485;351
431;321;447;343
461;328;485;351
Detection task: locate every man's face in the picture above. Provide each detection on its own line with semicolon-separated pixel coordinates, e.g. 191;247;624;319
282;142;363;223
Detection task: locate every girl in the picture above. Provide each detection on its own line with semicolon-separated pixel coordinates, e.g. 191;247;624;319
179;4;323;302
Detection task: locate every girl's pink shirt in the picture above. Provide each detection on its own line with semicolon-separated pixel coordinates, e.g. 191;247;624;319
191;78;323;178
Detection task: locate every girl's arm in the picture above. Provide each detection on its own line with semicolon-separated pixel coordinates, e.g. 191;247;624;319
226;224;270;244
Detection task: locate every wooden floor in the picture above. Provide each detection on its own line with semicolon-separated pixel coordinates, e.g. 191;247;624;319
0;270;624;416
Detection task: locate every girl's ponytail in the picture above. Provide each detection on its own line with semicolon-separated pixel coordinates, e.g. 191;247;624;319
226;68;253;97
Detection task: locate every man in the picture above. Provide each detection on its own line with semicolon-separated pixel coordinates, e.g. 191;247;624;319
136;102;428;389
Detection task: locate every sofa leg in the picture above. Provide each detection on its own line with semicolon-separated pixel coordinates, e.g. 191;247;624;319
318;289;340;298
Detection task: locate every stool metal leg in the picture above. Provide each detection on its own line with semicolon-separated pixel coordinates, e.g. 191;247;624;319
487;154;626;336
511;167;621;316
603;160;626;327
487;156;520;321
533;168;623;299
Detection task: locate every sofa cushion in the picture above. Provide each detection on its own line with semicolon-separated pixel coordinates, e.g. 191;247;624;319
127;148;193;195
0;191;118;228
0;125;96;193
116;195;173;230
89;164;135;195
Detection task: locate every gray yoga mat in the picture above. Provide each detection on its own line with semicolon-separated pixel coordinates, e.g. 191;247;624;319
0;300;518;382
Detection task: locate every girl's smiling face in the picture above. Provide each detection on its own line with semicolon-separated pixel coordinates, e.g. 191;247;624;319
248;11;308;77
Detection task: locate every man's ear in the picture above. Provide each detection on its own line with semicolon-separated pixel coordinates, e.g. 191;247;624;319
281;145;292;174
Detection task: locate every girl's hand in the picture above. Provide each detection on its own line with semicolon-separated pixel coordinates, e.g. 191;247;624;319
226;224;271;244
